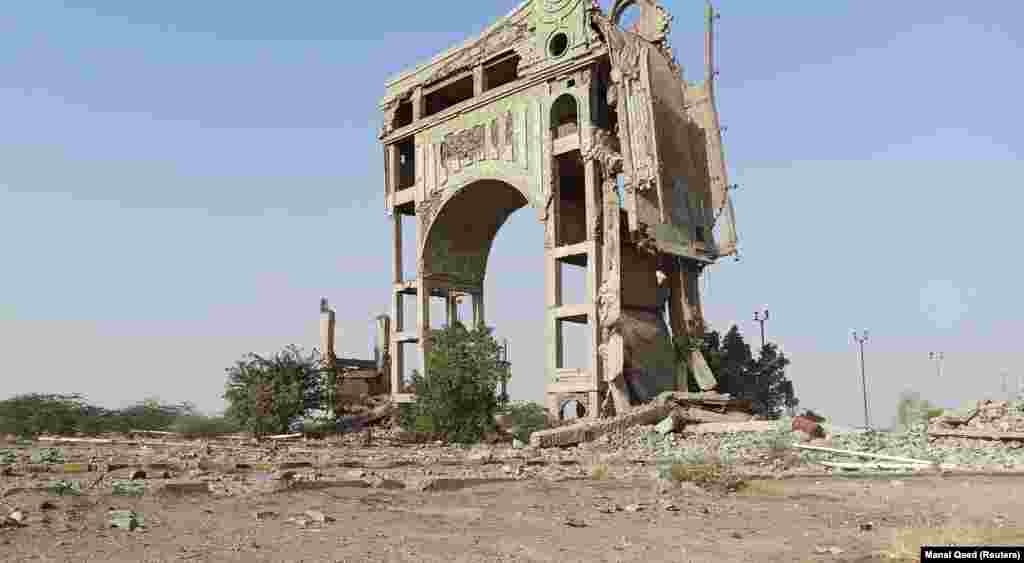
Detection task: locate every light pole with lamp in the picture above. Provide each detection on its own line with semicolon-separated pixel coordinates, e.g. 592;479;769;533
928;351;944;378
852;329;870;430
753;308;769;349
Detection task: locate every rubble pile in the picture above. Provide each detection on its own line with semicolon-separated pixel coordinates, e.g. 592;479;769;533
928;400;1024;448
798;401;1024;471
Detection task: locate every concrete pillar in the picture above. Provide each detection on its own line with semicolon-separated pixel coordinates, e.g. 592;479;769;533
584;158;603;417
601;170;629;415
417;278;431;380
473;65;485;96
319;308;335;363
412;87;423;121
447;292;459;326
472;291;485;328
392;213;403;283
391;293;403;394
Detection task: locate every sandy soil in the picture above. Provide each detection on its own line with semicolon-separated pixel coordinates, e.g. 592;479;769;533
4;464;1024;563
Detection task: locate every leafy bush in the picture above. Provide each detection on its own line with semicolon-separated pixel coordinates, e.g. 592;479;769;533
404;323;508;444
0;394;92;437
222;345;327;436
0;393;215;437
168;415;241;437
499;401;549;443
108;399;198;433
397;403;436;433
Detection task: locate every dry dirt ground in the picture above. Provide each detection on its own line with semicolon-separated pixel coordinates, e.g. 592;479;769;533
4;460;1024;563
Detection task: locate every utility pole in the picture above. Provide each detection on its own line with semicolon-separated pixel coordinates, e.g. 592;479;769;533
1001;369;1010;401
753;308;769;349
851;329;870;430
928;351;944;378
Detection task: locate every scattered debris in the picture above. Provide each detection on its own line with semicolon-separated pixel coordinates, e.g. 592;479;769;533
814;545;844;555
791;415;825;438
819;461;923;472
108;509;144;530
112;480;146;496
795;444;933;466
254;510;278;521
30;448;64;464
48;480;81;496
531;392;752;448
687;421;776;435
304;510;334;524
928;429;1024;441
564;517;587;528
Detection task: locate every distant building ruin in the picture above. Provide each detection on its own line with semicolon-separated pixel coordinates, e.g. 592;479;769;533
378;1;738;419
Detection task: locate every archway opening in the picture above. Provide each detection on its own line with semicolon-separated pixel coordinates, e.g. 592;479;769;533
616;3;642;34
559;399;587;421
418;180;545;403
550;94;579;140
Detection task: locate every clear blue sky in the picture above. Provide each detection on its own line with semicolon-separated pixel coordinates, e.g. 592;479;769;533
2;1;1021;428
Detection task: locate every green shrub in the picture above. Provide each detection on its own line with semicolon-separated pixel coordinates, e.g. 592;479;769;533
500;401;548;443
0;394;90;437
222;345;327;436
406;323;508;444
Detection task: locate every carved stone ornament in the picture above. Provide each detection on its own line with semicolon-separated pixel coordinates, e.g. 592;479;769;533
583;129;623;176
417;188;444;239
444;126;486;163
379;100;399;139
596;278;620;329
633;222;659;255
423;19;530;87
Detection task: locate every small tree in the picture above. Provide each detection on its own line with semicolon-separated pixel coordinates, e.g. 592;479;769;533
222;345;325;436
0;393;93;437
715;325;754;398
745;343;795;418
406;322;506;444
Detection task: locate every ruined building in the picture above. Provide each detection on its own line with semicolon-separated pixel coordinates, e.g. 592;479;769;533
377;0;738;419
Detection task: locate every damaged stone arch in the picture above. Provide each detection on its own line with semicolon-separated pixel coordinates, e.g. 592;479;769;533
550;92;580;139
608;0;672;43
420;177;536;286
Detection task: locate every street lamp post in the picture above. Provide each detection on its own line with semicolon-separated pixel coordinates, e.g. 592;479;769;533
852;329;870;430
753;308;770;349
928;352;944;378
496;338;511;404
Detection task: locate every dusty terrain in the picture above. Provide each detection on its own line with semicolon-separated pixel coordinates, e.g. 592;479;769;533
3;429;1024;563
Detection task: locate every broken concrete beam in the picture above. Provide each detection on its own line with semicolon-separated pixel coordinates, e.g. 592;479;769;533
794;444;933;465
939;406;979;425
267;433;303;440
820;461;925;471
685;421;777;434
37;436;114;445
155;481;211;495
928;429;1024;441
675;407;753;424
529;401;673;448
